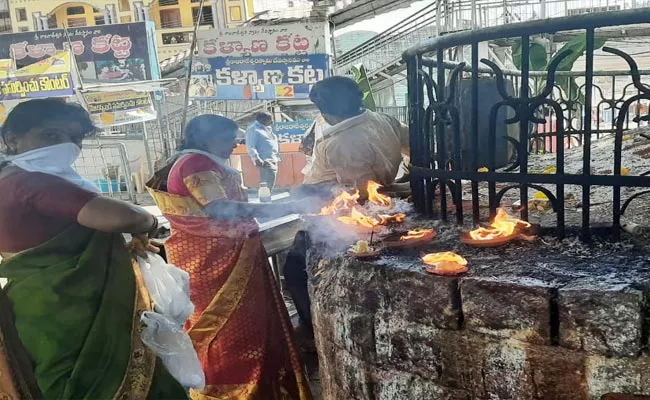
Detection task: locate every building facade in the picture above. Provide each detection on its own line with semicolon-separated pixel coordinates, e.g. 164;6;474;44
6;0;254;59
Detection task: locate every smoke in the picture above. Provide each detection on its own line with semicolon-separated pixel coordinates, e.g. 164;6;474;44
301;199;413;259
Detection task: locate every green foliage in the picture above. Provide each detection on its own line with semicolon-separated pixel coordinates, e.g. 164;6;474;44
510;35;606;104
351;64;376;111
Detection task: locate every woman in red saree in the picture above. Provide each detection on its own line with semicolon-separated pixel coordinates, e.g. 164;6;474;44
147;115;313;400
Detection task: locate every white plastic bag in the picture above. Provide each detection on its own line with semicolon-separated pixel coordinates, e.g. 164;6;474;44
140;311;205;389
137;253;194;325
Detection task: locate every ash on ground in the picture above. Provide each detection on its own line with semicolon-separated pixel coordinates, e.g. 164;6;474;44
457;127;650;229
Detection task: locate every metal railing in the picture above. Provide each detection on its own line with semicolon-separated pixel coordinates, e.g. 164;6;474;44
75;142;137;203
404;7;650;239
335;0;650;80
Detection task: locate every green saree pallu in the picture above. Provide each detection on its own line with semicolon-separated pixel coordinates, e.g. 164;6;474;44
0;225;188;400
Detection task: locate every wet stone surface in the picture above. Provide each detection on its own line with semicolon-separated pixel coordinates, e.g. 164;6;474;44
308;220;650;400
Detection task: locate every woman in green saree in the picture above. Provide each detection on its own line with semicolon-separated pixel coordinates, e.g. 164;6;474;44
0;99;188;399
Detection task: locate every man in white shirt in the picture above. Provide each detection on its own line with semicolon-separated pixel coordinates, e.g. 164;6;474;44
245;112;280;190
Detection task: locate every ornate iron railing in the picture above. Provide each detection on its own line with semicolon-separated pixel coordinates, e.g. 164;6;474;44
404;8;650;239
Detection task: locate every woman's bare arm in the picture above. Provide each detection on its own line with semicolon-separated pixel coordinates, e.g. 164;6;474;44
77;196;156;234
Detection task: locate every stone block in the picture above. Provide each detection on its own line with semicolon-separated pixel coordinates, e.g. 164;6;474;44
318;340;373;399
374;317;442;380
521;342;589;400
559;282;644;356
461;276;555;345
371;369;470;400
312;302;376;361
310;257;382;314
585;355;650;399
442;335;588;400
435;330;491;398
381;268;462;330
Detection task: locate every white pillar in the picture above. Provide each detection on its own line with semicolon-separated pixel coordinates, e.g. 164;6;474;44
471;0;477;28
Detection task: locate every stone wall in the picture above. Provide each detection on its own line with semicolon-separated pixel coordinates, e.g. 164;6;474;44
310;255;650;400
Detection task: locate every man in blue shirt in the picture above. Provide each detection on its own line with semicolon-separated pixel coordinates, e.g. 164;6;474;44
246;112;280;190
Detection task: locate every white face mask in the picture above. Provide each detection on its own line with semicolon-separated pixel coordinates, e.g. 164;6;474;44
9;143;100;193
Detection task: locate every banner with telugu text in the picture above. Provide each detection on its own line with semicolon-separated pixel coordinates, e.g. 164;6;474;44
189;54;329;100
83;90;156;128
274;120;313;144
0;51;73;101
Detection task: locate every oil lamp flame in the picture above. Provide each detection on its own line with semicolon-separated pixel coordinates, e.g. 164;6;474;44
377;213;406;225
422;252;468;276
367;181;391;207
400;229;434;241
468;208;531;241
319;190;360;216
337;208;379;228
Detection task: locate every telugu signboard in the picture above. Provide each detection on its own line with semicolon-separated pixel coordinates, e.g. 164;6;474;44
274;120;313;144
197;23;329;57
0;22;159;84
0;51;73;101
83;90;156;128
189;54;329;100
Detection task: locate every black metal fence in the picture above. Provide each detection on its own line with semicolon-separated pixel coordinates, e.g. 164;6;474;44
404;8;650;239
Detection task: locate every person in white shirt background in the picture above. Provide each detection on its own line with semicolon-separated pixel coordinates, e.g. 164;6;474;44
245;112;280;191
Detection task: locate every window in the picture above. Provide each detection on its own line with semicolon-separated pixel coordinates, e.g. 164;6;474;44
18;26;28;32
94;16;105;25
67;6;85;15
162;31;192;45
67;17;87;27
16;8;27;22
159;9;181;28
229;6;241;21
119;0;131;11
47;14;57;28
159;0;179;6
120;16;132;23
192;6;213;26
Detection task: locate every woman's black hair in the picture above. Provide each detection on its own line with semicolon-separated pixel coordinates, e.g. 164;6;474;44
309;76;364;119
179;114;238;151
1;98;96;152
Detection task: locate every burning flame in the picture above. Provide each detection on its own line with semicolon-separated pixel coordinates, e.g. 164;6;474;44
319;190;360;216
400;229;434;241
367;181;391;207
377;213;406;225
337;208;379;228
317;183;403;228
422;252;468;275
468;208;531;241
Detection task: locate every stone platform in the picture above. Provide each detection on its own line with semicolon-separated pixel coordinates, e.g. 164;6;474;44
308;223;650;400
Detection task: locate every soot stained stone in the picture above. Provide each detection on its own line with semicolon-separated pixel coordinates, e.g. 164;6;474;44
309;223;650;400
558;281;645;357
461;276;555;345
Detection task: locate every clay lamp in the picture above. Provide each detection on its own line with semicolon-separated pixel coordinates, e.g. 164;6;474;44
461;208;535;248
383;228;437;249
348;240;382;259
422;252;468;275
